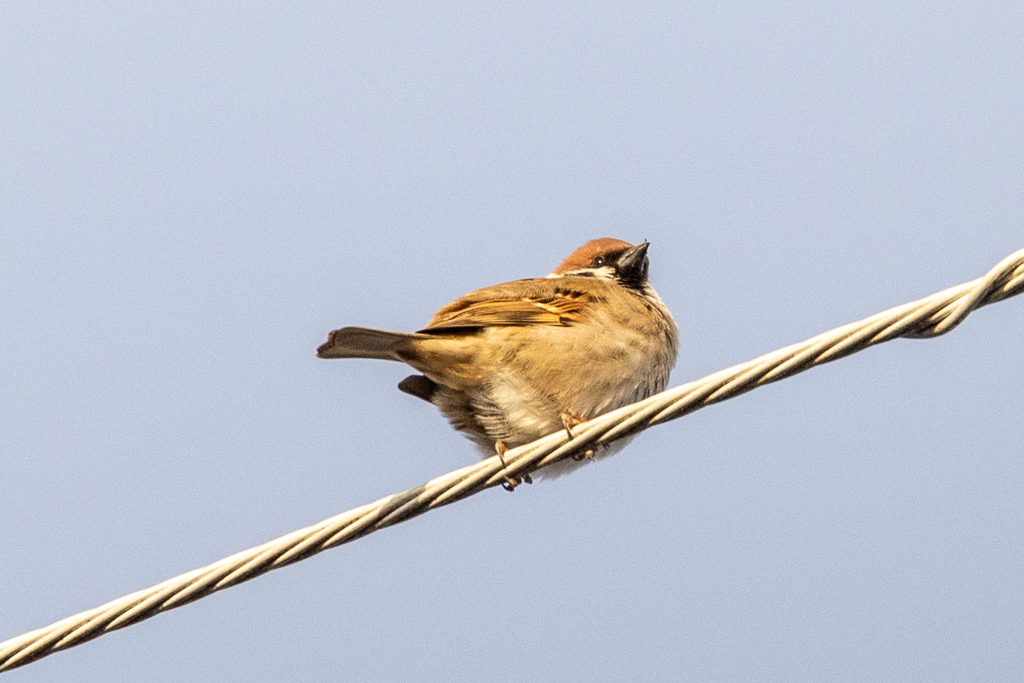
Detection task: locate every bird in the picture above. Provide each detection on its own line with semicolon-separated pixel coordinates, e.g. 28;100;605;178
317;238;678;488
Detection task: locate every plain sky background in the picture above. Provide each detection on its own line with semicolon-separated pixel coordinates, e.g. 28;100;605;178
2;2;1022;681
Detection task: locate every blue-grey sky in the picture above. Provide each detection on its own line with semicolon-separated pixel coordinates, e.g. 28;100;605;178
2;3;1022;681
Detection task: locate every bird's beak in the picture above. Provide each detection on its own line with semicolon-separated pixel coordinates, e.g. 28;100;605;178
616;241;650;282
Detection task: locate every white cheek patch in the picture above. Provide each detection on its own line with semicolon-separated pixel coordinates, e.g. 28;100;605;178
545;266;617;279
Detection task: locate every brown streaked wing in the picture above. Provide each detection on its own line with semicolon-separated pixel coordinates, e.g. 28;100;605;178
419;278;592;332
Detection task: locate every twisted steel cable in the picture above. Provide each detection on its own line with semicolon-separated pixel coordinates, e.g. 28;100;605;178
2;248;1022;673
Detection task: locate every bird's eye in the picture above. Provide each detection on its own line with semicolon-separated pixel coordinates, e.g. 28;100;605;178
592;256;606;267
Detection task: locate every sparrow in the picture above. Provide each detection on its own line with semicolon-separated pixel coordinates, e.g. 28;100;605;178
317;238;678;487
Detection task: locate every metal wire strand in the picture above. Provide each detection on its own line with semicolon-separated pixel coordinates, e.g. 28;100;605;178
2;248;1022;673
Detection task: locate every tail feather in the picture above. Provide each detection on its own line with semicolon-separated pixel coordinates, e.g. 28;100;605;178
317;326;422;361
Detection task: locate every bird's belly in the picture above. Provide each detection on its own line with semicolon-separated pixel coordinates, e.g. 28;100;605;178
472;371;564;447
474;349;667;448
430;321;674;476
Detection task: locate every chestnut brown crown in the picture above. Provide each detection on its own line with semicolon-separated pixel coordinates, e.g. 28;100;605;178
550;238;636;274
550;238;651;290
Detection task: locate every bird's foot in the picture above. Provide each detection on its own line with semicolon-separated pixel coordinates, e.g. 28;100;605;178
496;441;532;491
560;409;587;439
561;410;596;461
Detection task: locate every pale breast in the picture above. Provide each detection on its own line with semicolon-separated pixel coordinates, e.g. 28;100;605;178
417;275;678;477
466;283;676;450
